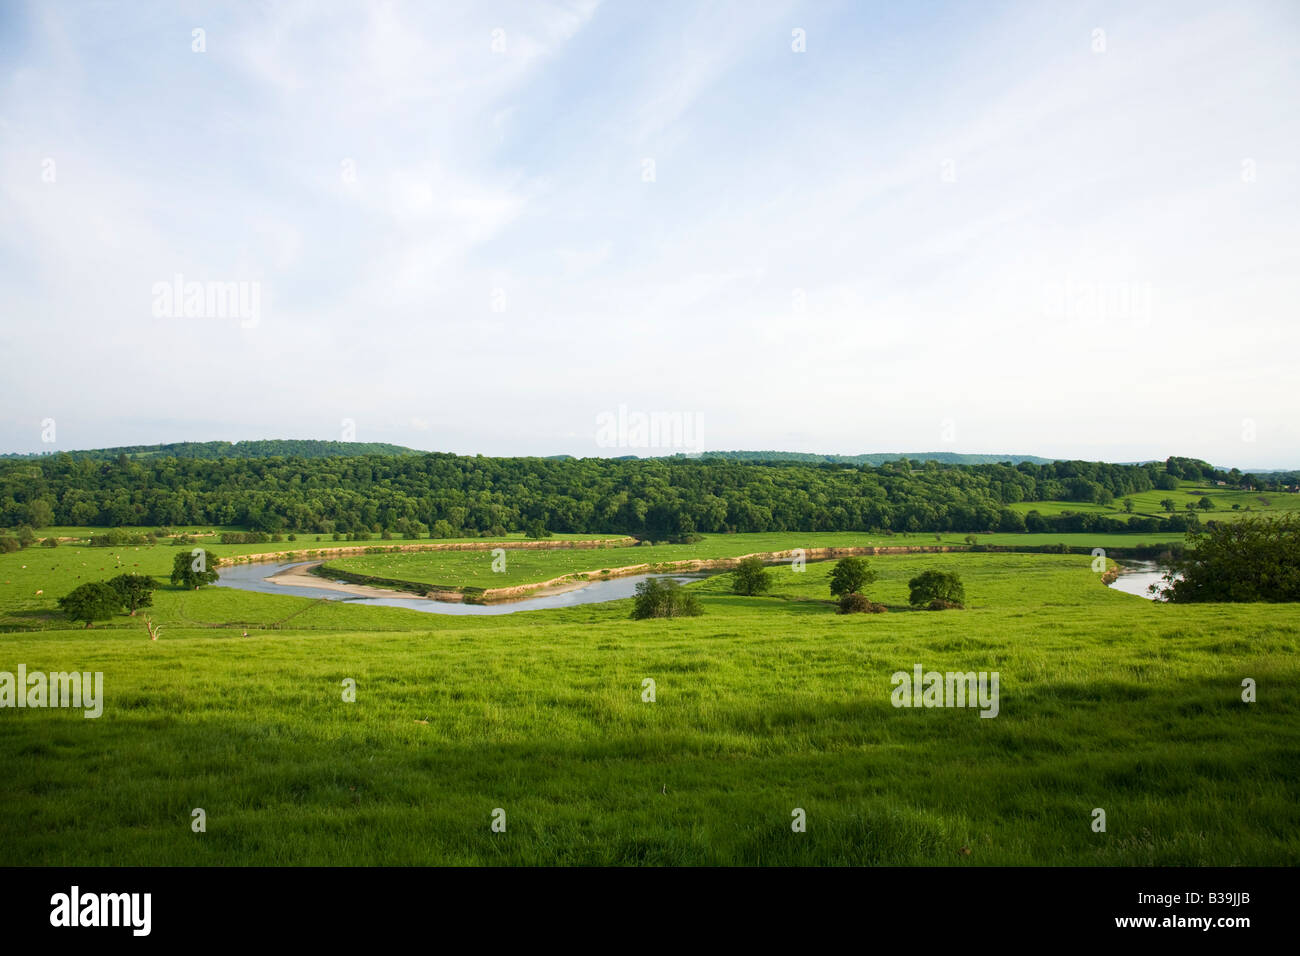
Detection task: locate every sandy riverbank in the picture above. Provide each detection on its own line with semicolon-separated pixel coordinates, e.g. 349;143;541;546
266;561;604;604
267;561;441;600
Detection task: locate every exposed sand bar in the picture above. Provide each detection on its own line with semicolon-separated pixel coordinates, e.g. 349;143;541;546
266;561;443;600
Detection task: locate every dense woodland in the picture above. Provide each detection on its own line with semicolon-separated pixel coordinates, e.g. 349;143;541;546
1;449;1292;539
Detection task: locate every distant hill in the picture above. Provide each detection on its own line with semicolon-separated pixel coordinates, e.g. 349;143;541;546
696;450;1058;466
2;440;422;461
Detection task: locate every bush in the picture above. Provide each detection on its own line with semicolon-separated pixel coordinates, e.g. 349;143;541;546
40;537;59;548
829;557;876;597
631;577;702;619
926;598;964;611
838;593;886;614
1161;514;1300;602
908;569;966;608
731;557;771;596
0;536;19;553
220;531;270;545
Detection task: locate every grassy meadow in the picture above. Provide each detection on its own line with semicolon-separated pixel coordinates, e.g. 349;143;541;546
1;532;1297;865
1007;480;1300;521
322;531;1186;592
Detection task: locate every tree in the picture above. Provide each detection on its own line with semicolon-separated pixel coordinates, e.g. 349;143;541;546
1197;496;1214;511
523;519;551;538
631;577;702;619
731;557;771;596
58;582;121;628
1123;498;1134;513
829;556;876;597
1160;498;1176;513
170;549;219;589
25;498;55;528
908;569;966;608
1159;514;1300;602
108;573;156;615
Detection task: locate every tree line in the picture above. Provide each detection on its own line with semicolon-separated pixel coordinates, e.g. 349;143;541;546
0;452;1290;539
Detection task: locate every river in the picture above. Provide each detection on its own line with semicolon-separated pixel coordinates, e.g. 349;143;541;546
216;560;707;615
1107;560;1178;600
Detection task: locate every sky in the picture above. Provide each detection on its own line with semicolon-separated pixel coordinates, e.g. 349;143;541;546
1;0;1297;467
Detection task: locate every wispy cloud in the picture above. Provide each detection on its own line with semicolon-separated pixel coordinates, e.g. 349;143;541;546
0;0;1296;465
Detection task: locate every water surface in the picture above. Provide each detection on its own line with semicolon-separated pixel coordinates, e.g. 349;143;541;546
1107;560;1178;600
216;560;706;615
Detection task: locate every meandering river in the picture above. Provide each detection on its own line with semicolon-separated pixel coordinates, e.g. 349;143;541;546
216;560;707;615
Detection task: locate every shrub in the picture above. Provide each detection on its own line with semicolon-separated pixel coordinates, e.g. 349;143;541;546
926;598;964;611
731;557;771;596
40;537;59;548
219;531;269;545
908;569;966;608
838;593;886;614
1161;514;1300;602
631;577;702;619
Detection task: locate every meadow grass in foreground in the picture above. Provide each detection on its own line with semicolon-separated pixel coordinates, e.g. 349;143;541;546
0;545;1296;865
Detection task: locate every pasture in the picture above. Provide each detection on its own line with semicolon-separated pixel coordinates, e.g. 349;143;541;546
0;535;1296;865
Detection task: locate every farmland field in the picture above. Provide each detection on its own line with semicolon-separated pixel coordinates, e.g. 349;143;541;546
1007;481;1300;521
1;533;1296;866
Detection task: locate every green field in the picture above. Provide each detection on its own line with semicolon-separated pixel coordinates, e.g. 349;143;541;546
321;531;1185;593
1008;481;1300;521
1;532;1297;866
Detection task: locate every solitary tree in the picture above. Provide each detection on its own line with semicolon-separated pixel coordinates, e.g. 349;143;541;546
1160;498;1177;513
829;556;876;598
1197;496;1215;511
731;557;771;596
58;582;121;628
908;569;966;608
170;549;219;589
1123;498;1134;513
108;573;156;615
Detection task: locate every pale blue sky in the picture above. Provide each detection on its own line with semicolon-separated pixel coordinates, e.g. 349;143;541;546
2;0;1298;466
